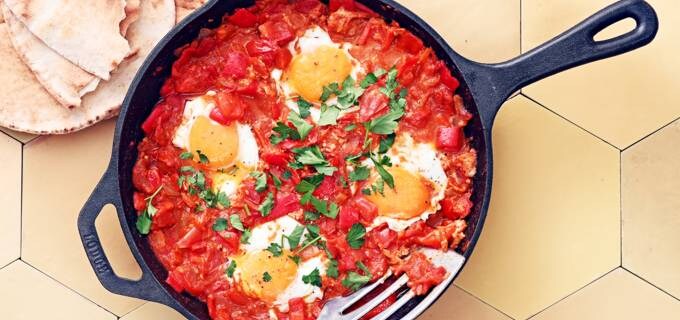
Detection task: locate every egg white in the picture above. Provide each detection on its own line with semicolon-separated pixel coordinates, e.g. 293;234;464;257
365;133;449;231
229;215;327;312
271;26;365;123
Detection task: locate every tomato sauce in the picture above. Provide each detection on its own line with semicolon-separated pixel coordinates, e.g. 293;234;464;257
133;1;476;319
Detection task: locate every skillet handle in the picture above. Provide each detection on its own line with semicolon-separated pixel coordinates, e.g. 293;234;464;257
460;0;658;126
77;167;167;303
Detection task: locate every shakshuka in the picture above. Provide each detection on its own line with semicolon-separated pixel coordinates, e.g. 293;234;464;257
133;0;477;319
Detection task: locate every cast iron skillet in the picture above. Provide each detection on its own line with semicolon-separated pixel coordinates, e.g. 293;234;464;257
78;0;658;319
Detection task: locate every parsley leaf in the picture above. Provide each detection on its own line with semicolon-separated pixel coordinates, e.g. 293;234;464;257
289;255;301;265
357;261;371;276
370;155;395;189
342;272;371;291
361;188;372;195
344;123;357;131
288;111;313;140
271;174;282;189
286;225;305;249
378;133;396;153
196;150;209;164
302;268;322;288
293;146;337;176
346;223;366;249
270;122;300;145
282;170;292;180
262;272;272;282
318;104;341;126
360;72;379;89
241;229;252;244
212;218;228;232
136;185;163;235
259;192;275;217
226;260;237;277
216;192;231;208
367;109;404;135
297;98;313;118
266;243;283;257
229;214;245;231
304;210;320;221
327;259;339;279
295;174;325;193
372;178;385;196
320;83;340;101
250;171;267;192
349;166;370;182
179;151;193;160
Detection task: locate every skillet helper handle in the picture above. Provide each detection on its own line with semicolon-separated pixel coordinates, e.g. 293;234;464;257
77;168;165;302
467;0;658;125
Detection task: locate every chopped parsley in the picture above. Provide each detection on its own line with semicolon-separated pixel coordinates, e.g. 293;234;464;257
216;192;231;208
295;174;325;193
292;146;337;176
229;214;245;231
288;110;313;140
302;268;322;287
226;260;237;277
289;255;301;265
250;171;267;192
349;166;370;182
262;272;272;282
318;104;341;126
136;185;164;235
266;243;283;257
196;150;209;164
270;122;300;145
179;151;193;160
258;192;275;217
361;188;372;195
241;229;252;244
297;98;313;118
346;223;366;249
301;192;339;219
304;210;320;221
342;271;371;291
271;173;282;189
327;259;339;279
282;170;292;180
285;225;305;249
367;109;404;135
344;123;357;131
212;218;228;232
378;133;396;154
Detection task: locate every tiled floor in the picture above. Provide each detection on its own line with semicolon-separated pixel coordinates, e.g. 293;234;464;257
0;1;679;319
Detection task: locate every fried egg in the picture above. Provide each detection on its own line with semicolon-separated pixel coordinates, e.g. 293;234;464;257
363;134;449;231
228;216;327;312
172;92;260;198
271;26;365;122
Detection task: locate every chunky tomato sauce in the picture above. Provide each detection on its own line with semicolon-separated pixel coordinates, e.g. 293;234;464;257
133;1;476;319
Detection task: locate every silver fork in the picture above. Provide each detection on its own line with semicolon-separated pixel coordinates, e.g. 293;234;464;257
318;249;466;320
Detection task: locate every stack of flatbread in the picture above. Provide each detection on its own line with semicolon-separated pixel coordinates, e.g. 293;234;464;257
0;0;208;134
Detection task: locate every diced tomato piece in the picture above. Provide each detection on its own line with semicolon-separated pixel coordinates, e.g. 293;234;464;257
236;80;258;96
245;39;277;56
295;0;324;14
269;193;301;219
358;86;389;122
374;227;397;248
177;226;202;249
361;293;397;320
329;0;355;11
394;251;446;295
435;126;463;152
213;91;246;123
228;8;258;27
338;205;360;231
395;31;424;54
133;192;146;211
353;197;378;223
288;298;306;320
215;231;241;254
166;271;186;293
223;51;249;79
259;20;295;46
439;62;460;91
261;151;289;166
313;176;337;199
441;194;473;220
274;48;293;69
141;105;165;135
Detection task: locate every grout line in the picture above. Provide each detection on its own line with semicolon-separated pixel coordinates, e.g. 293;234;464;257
455;285;517;319
19;144;23;258
0;129;25;145
526;267;619;319
520;93;621;151
620;267;680;303
619;150;623;267
621;115;680;152
20;259;120;319
0;257;21;271
118;302;148;319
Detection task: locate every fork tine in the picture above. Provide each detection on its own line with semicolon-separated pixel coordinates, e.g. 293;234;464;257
342;274;408;320
368;289;415;320
317;272;392;319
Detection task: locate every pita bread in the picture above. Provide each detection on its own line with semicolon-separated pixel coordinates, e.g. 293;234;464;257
121;0;141;36
0;0;175;134
4;0;131;80
1;3;100;108
175;0;208;23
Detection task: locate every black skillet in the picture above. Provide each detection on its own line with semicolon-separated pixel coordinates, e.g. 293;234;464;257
78;0;658;319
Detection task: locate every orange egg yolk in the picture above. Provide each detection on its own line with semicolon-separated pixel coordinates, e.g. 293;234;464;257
366;167;432;220
286;46;353;102
189;116;239;167
234;250;298;303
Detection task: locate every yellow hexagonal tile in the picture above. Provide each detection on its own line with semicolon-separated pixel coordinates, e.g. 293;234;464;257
531;269;680;319
420;286;511;320
0;260;116;320
398;0;520;63
0;131;21;267
0;127;38;144
454;96;620;319
622;119;680;299
22;119;144;316
121;302;186;320
522;0;680;148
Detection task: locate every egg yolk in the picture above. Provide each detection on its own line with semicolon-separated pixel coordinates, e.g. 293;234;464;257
287;46;353;102
189;116;239;167
234;250;298;303
366;167;432;220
